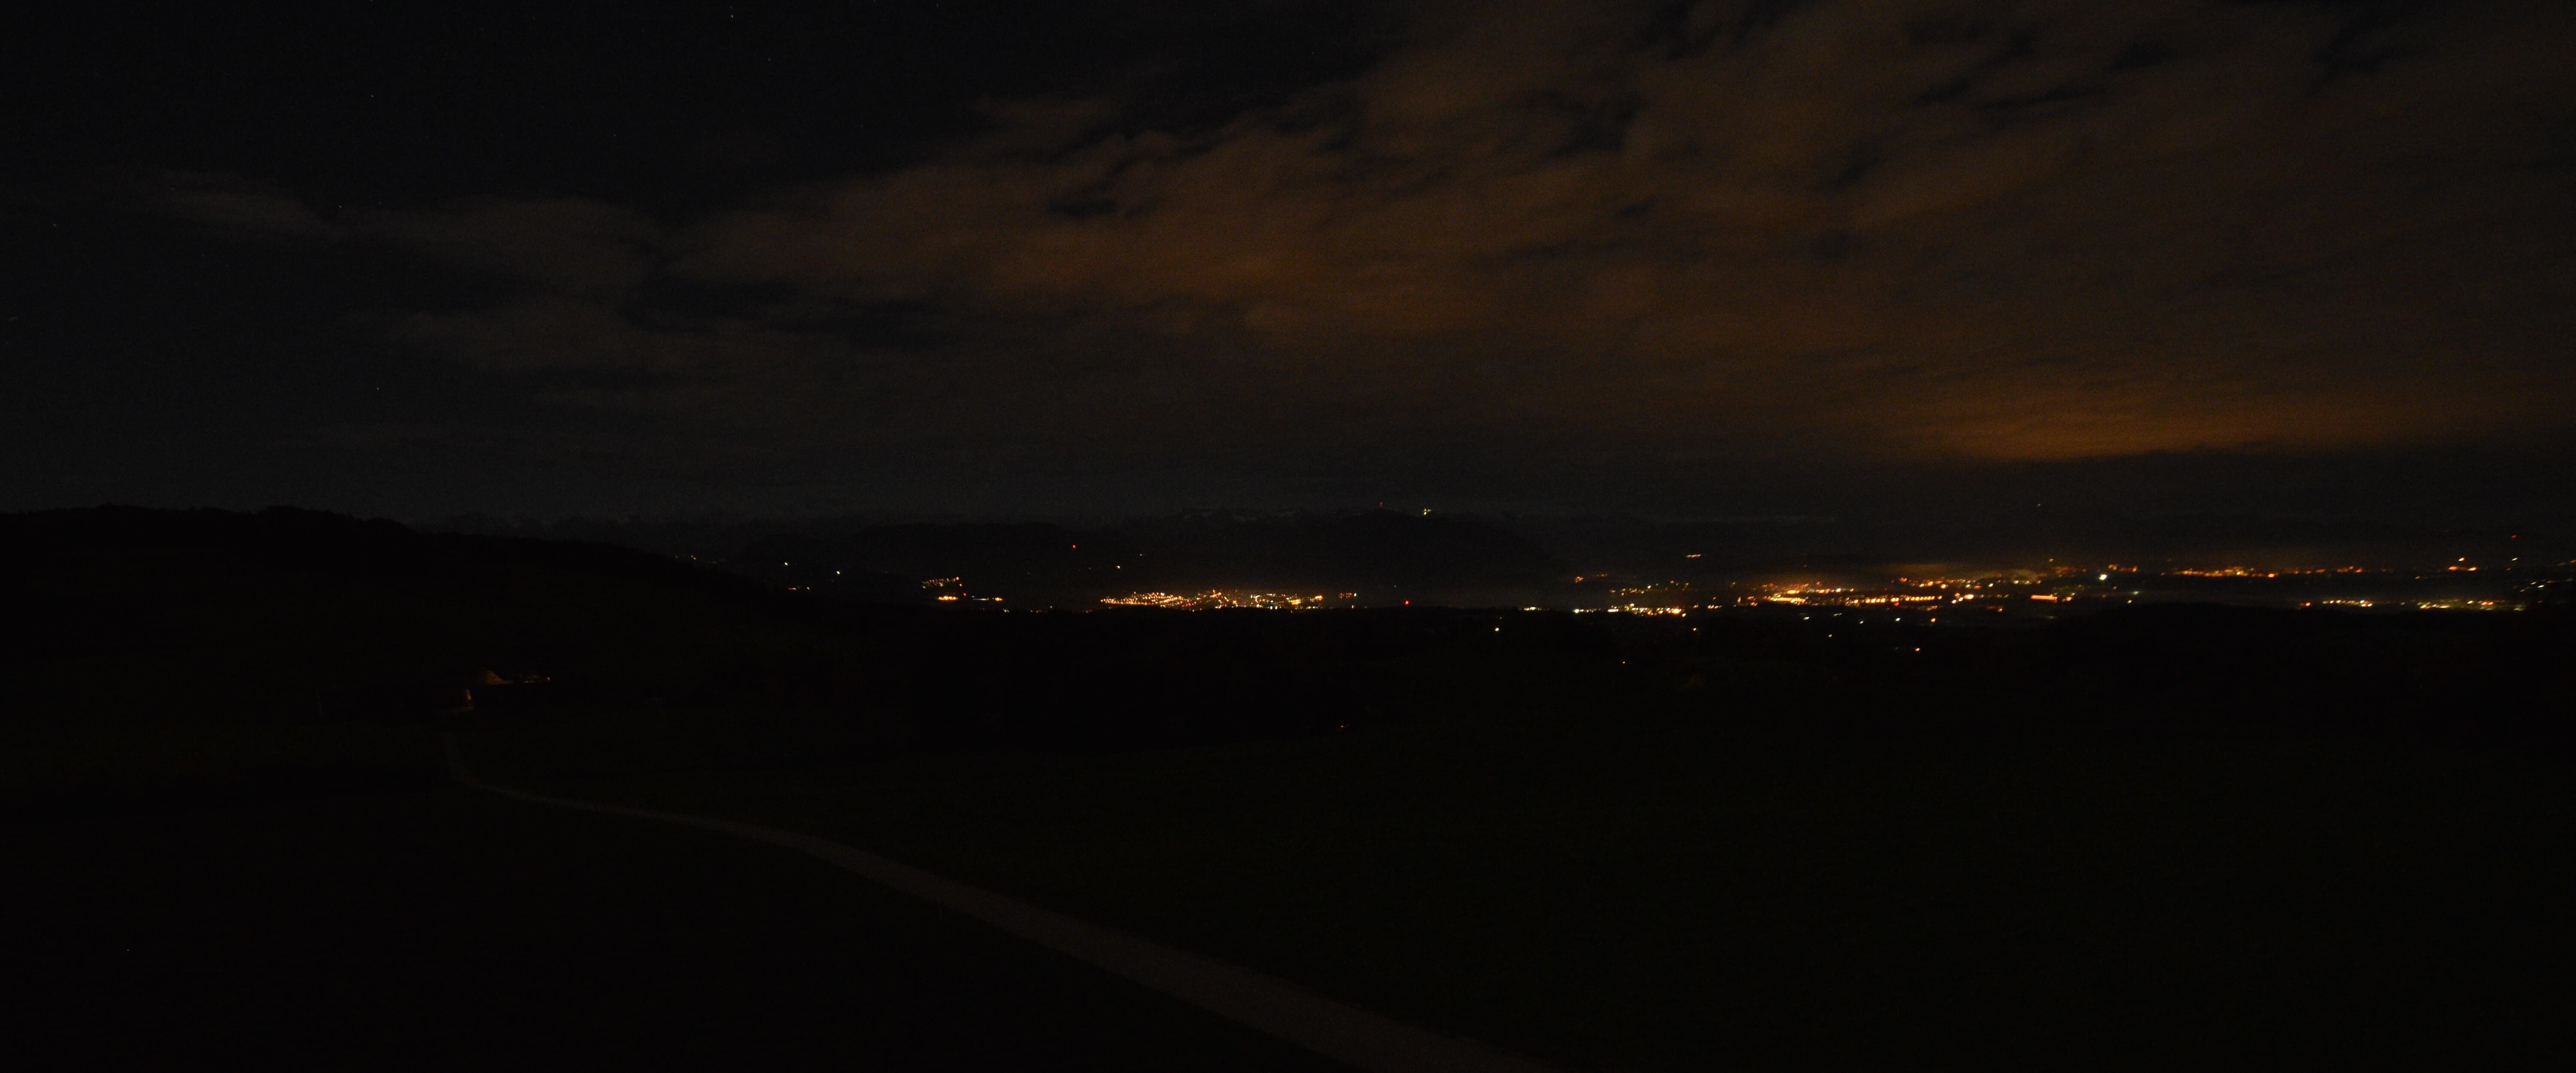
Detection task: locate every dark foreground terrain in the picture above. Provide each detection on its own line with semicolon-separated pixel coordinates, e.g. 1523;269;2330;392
473;707;2576;1071
6;507;2573;1069
0;780;1335;1071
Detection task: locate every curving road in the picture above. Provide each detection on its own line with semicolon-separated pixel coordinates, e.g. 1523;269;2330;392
444;737;1560;1073
3;746;1560;1072
3;780;1342;1070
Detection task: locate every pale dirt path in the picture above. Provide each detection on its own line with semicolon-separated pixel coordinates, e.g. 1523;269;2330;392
443;736;1564;1073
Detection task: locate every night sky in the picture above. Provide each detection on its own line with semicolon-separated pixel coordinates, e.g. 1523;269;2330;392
7;1;2573;531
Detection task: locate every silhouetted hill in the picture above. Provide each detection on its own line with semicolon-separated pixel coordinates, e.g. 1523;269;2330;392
731;522;1127;604
1;505;768;598
692;509;1567;606
0;506;845;741
1112;509;1566;599
1505;510;2569;578
0;506;1531;766
12;504;2567;810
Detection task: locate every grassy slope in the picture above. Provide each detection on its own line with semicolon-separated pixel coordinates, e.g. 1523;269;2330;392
0;785;1341;1072
481;701;2576;1071
12;510;2568;1067
0;721;450;816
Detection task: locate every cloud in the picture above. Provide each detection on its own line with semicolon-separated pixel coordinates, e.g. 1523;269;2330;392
351;198;663;297
671;0;2576;465
140;176;661;296
129;0;2576;509
140;172;340;243
391;299;722;376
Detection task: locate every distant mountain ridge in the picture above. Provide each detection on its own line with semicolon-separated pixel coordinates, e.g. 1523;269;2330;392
721;509;1569;606
1;505;764;601
0;505;1535;760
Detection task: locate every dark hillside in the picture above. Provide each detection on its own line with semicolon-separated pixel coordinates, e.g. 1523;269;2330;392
732;522;1125;604
1111;509;1567;601
454;508;1573;607
0;507;1522;813
0;506;816;734
10;506;2569;822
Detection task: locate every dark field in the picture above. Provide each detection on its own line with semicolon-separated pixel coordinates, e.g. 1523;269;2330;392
473;706;2576;1071
0;780;1337;1071
7;507;2573;1070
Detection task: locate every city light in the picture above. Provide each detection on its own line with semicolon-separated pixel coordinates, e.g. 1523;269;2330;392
1100;590;1361;610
